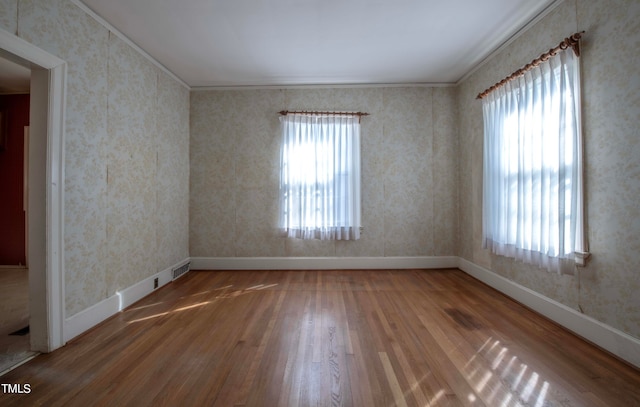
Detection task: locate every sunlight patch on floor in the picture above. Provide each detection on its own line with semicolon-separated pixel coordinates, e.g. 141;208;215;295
126;300;214;324
464;338;553;407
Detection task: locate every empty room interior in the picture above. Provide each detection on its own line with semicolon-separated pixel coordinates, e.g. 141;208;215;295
1;0;639;405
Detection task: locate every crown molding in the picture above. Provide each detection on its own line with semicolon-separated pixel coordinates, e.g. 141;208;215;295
456;0;566;85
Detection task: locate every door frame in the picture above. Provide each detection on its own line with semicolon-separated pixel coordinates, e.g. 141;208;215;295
0;28;66;352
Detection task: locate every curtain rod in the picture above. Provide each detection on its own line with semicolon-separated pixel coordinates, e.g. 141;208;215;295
476;31;584;100
279;110;369;119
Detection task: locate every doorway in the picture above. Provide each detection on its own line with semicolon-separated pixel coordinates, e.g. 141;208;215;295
0;70;34;373
0;29;66;374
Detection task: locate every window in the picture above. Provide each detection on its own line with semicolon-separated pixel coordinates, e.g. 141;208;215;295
278;113;361;240
482;49;587;273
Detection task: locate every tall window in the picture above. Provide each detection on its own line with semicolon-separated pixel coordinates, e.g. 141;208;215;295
482;49;586;273
278;113;361;240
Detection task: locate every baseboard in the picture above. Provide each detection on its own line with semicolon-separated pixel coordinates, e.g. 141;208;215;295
190;256;459;270
63;257;190;343
63;292;119;344
458;257;640;369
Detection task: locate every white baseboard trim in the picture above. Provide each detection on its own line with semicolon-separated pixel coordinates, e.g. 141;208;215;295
458;257;640;369
63;257;190;343
63;292;119;344
190;256;459;270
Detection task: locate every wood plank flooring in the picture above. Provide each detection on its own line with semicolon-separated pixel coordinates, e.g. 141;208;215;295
1;269;639;406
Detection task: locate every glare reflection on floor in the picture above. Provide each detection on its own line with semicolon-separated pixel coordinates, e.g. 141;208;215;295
126;300;214;324
126;283;280;323
464;338;551;407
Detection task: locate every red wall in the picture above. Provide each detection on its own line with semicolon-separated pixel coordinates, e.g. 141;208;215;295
0;94;29;265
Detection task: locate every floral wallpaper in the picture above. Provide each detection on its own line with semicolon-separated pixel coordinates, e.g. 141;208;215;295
6;0;190;317
105;32;158;293
156;72;190;273
190;87;459;259
458;0;640;339
0;0;17;34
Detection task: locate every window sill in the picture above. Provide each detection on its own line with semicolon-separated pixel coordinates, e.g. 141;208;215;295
574;251;591;267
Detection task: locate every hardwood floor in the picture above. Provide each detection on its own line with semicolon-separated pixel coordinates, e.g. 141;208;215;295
1;269;638;406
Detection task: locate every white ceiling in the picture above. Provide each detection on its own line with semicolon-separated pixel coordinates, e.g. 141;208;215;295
80;0;558;88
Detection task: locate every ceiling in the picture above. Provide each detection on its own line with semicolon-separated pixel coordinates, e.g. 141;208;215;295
80;0;557;88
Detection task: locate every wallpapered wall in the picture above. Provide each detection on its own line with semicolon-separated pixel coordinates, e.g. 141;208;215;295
458;0;640;339
0;0;190;317
190;87;458;258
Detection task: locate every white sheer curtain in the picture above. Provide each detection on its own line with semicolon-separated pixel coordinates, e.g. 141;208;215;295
482;49;586;273
278;113;361;240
